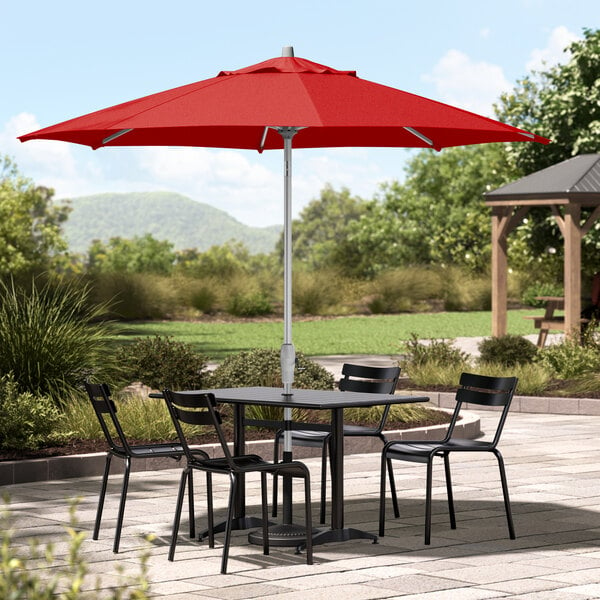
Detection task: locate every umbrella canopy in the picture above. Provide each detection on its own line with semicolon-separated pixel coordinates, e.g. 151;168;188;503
19;51;548;152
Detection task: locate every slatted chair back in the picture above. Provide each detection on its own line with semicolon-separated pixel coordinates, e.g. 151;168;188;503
445;373;518;447
338;363;400;394
84;381;133;456
163;390;236;468
338;364;401;433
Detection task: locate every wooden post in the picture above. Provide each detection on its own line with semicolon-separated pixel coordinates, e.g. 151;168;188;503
563;204;582;340
491;206;508;337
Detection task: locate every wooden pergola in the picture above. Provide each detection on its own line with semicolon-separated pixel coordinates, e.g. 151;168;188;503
484;154;600;340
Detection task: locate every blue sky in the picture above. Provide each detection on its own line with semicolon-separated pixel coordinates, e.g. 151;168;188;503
2;0;598;227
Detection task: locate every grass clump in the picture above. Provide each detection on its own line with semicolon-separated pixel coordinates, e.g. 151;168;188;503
368;268;440;314
0;277;119;405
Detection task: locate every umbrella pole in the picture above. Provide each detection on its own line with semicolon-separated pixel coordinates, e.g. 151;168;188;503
279;127;299;529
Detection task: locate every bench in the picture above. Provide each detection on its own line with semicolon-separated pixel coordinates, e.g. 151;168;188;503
523;296;588;347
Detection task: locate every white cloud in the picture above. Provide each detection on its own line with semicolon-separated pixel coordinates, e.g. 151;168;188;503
1;112;78;178
526;26;579;72
422;49;512;116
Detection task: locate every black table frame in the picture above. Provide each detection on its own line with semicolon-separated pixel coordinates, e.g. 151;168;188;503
175;386;428;549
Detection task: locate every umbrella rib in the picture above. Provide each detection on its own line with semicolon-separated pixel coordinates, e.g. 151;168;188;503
404;127;434;147
102;128;134;146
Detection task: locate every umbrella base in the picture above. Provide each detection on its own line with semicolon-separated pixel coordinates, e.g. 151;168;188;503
248;523;318;547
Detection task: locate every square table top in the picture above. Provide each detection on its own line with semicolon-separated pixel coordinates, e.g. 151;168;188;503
176;386;429;410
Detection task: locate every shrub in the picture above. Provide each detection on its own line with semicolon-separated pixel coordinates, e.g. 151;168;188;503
478;335;538;367
0;498;151;599
0;373;65;451
535;338;600;379
208;349;334;421
401;333;470;368
0;277;119;404
209;348;334;390
116;335;209;390
227;291;273;317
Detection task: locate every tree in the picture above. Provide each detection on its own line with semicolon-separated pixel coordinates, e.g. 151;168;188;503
276;185;368;271
86;233;176;275
495;28;600;277
343;144;518;277
0;156;70;277
495;28;600;175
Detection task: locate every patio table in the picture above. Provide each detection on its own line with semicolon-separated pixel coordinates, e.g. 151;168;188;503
168;386;429;549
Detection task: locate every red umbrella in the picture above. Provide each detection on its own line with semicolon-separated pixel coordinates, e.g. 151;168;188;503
19;50;549;543
19;50;548;152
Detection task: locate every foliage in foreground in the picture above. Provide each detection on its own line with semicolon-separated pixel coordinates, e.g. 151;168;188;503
0;497;150;599
0;277;119;404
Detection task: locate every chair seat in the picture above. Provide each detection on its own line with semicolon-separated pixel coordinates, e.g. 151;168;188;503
386;438;494;461
193;453;309;478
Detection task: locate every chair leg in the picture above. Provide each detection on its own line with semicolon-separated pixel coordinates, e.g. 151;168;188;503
320;441;330;524
187;469;195;539
272;436;280;517
387;457;400;518
168;468;189;562
494;449;516;539
113;457;131;554
443;452;456;529
261;472;270;556
93;454;112;541
304;474;313;565
206;472;215;548
378;451;389;537
221;474;237;574
425;459;433;545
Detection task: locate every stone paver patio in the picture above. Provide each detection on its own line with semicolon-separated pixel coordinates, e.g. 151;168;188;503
3;410;600;598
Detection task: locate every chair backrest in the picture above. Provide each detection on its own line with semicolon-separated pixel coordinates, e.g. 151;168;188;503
84;381;132;455
338;364;401;432
163;390;236;468
446;372;518;447
338;364;400;394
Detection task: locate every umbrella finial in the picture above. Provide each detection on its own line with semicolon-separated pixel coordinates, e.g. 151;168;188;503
282;46;294;57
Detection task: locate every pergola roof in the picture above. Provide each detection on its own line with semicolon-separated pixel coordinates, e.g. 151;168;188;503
485;154;600;203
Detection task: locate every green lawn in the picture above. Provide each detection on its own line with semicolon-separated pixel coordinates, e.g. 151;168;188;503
116;309;542;360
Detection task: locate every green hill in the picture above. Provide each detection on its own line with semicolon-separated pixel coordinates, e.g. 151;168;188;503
61;191;281;254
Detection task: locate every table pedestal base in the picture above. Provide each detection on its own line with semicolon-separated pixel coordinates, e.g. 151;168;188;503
248;523;319;547
248;525;378;550
198;516;268;541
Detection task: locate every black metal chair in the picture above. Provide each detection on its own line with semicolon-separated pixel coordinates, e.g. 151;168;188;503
273;363;401;523
84;382;208;553
163;389;313;574
379;372;518;544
